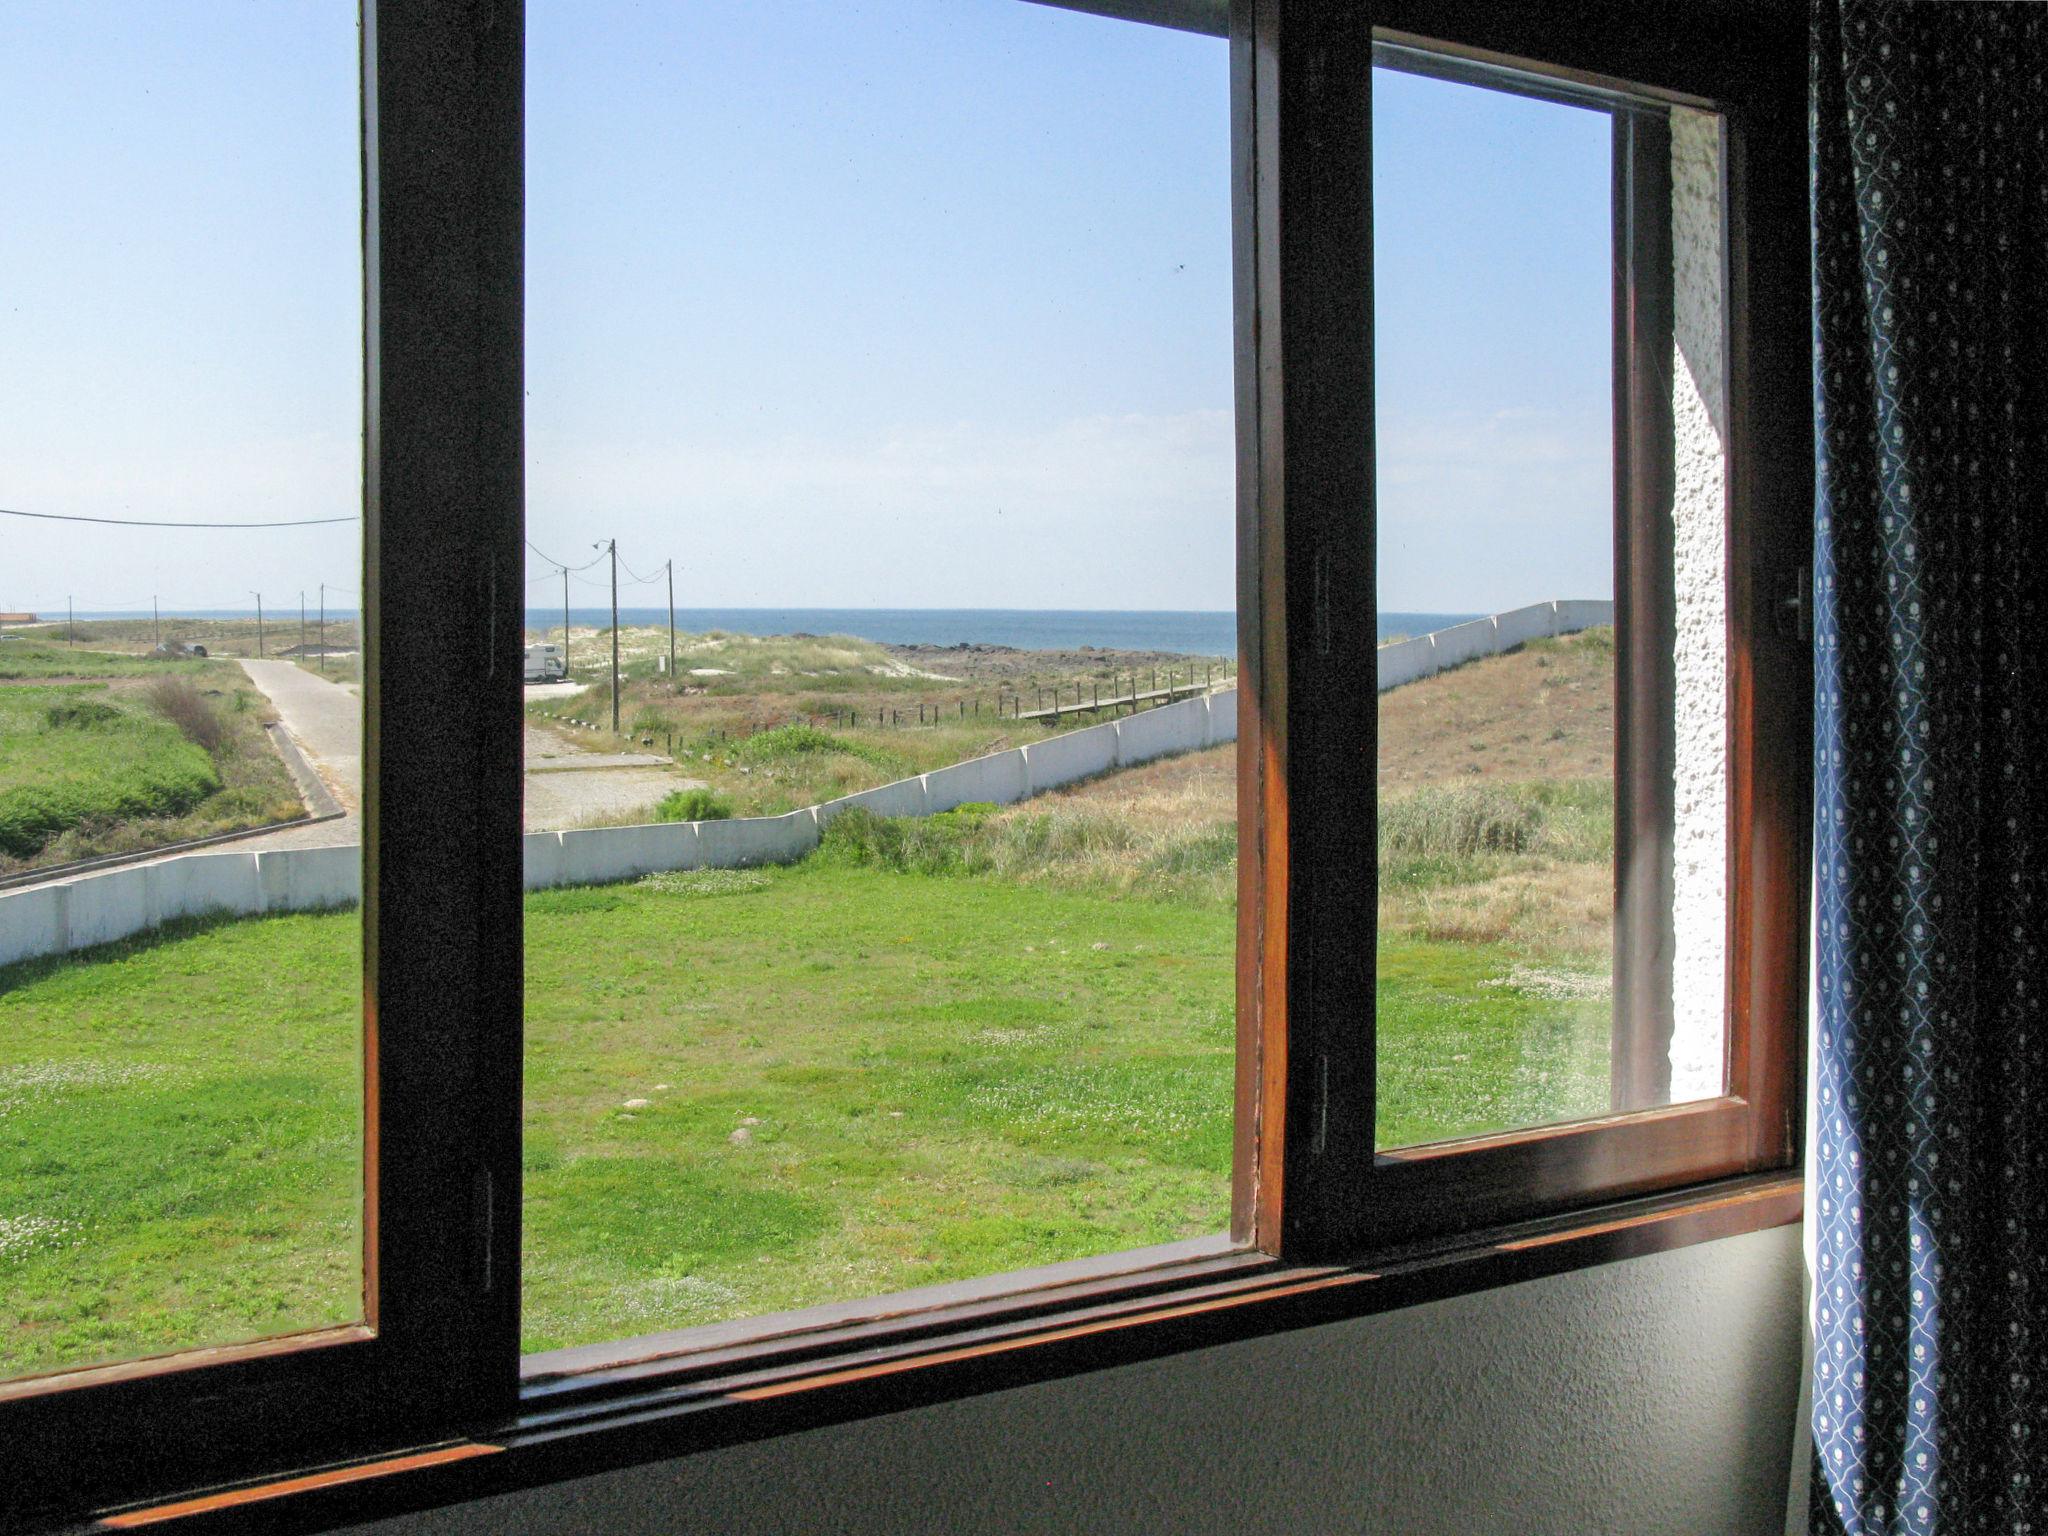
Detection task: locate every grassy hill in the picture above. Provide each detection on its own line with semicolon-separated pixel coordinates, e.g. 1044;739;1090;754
0;644;304;873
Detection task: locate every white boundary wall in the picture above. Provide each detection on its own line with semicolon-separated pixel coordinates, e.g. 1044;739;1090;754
1375;599;1612;692
0;690;1237;969
0;601;1601;972
1668;109;1729;1102
0;844;359;971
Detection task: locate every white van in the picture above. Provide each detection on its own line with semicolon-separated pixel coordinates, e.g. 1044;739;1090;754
523;643;566;682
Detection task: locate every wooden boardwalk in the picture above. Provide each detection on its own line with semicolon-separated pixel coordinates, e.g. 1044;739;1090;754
1016;678;1215;723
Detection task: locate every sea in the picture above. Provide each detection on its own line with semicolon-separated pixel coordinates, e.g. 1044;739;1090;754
78;608;1478;657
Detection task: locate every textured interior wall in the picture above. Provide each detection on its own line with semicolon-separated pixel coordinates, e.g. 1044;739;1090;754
1669;105;1731;1101
352;1225;1803;1536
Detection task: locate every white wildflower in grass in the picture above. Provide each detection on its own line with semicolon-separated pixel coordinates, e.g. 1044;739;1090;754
1481;964;1612;1002
974;1025;1062;1048
635;869;772;898
0;1060;173;1118
969;1065;1211;1141
0;1215;80;1263
611;1273;741;1322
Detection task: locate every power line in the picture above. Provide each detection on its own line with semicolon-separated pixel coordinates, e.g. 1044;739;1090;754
525;539;606;574
0;506;357;529
617;554;667;586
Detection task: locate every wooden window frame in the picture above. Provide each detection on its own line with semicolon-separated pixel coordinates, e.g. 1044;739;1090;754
3;1;1809;1529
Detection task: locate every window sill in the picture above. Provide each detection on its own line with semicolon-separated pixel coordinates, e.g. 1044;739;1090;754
64;1171;1799;1536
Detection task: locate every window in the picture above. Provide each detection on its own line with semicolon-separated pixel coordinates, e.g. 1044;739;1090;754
1365;64;1743;1168
0;2;366;1387
0;2;520;1520
0;1;1808;1526
1241;11;1808;1261
517;0;1238;1359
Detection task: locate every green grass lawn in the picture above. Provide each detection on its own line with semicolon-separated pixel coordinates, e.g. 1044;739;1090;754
0;911;363;1379
0;803;1609;1378
522;863;1235;1350
1376;938;1608;1147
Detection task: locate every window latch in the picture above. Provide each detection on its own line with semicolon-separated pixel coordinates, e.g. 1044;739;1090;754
480;561;497;679
1776;564;1810;642
475;1166;495;1293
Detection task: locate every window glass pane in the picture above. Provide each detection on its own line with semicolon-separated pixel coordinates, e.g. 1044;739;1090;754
1372;67;1728;1149
521;0;1234;1356
0;4;365;1380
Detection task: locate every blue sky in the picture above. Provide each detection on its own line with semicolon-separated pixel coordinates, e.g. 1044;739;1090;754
0;1;1610;617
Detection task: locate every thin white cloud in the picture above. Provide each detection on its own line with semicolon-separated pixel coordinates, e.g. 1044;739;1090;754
1376;404;1612;613
527;409;1237;610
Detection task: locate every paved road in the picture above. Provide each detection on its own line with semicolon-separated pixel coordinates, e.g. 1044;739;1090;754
238;663;690;835
520;726;698;830
241;660;362;811
234;660;364;853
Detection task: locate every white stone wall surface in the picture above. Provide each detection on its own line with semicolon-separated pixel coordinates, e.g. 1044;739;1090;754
1669;104;1730;1101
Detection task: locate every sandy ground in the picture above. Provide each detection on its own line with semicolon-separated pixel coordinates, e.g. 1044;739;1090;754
520;725;697;830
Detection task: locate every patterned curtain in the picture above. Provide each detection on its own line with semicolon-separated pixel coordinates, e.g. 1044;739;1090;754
1809;3;2048;1532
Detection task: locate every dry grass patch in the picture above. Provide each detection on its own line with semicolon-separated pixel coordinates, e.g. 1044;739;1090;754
1379;858;1612;960
1378;627;1614;793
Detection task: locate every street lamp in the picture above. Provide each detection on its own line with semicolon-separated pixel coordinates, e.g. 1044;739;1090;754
594;540;619;733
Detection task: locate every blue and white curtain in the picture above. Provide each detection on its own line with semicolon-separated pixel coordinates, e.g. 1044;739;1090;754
1809;3;2048;1531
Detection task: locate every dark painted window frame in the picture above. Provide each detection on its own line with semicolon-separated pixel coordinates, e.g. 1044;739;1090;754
2;1;1809;1529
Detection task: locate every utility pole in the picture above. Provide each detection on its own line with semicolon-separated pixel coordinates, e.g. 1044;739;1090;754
251;593;265;658
595;540;619;733
299;592;306;660
666;559;677;692
67;596;73;645
561;567;570;679
318;584;326;673
152;596;160;649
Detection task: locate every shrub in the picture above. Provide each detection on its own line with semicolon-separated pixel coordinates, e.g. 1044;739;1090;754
142;677;230;756
817;804;996;876
1512;779;1613;862
44;699;123;730
736;723;897;770
0;750;220;857
1376;780;1613;879
1142;824;1238;878
654;787;733;823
